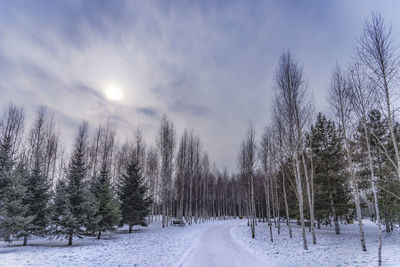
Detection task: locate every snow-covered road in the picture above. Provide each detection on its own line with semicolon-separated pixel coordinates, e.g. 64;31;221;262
178;220;273;267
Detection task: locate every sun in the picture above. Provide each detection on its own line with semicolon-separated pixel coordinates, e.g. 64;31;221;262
105;85;122;101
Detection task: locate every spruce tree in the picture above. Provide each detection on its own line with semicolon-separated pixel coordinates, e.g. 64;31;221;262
119;158;152;233
0;162;34;243
23;159;51;245
360;110;400;231
0;131;15;241
311;113;351;233
52;122;94;245
0;134;13;195
91;163;121;239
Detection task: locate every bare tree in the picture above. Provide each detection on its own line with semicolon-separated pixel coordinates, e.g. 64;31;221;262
133;126;146;170
274;51;310;250
329;64;367;251
238;123;257;238
0;103;25;194
348;62;381;263
157;114;176;228
273;112;293;238
259;130;274;242
0;103;25;164
27;107;59;183
357;13;400;181
146;146;159;221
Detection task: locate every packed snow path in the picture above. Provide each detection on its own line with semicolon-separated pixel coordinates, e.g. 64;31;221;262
178;220;272;267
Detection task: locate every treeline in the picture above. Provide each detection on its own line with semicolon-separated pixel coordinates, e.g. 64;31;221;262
0;107;153;245
238;13;400;267
0;105;251;246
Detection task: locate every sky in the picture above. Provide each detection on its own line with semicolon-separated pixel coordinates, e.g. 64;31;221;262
1;0;400;172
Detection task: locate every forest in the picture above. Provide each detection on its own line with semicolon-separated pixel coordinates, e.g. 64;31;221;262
1;12;400;267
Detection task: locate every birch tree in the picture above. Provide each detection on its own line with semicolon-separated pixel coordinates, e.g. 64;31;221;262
357;13;400;181
329;64;367;251
157;115;176;227
348;62;382;264
238;123;257;238
274;51;309;250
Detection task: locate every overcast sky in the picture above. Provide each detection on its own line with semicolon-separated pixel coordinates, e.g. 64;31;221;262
1;0;400;171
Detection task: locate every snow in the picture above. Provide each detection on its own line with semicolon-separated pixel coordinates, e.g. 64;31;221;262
231;219;400;267
178;220;277;267
0;219;224;267
1;219;399;267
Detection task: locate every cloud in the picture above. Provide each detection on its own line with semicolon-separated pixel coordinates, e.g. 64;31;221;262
0;0;400;171
137;107;158;117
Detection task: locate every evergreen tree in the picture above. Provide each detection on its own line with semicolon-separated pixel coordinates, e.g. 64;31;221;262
91;163;121;239
51;178;74;239
359;110;400;231
0;127;15;241
0;162;34;243
52;122;95;245
0;134;13;195
23;159;51;245
119;158;152;233
310;113;352;233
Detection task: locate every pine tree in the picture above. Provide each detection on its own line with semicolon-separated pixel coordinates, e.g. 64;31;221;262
23;159;51;245
0;135;13;195
0;162;34;243
360;110;400;231
119;158;152;233
0;129;15;241
52;122;94;245
311;113;352;233
91;163;121;239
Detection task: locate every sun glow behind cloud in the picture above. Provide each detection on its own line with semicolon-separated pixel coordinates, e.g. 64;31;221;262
105;85;123;101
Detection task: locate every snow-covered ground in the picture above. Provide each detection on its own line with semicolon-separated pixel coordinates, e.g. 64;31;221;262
0;219;225;267
232;219;400;267
1;219;399;267
178;220;276;267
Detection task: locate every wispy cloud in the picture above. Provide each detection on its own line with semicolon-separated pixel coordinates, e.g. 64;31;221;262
0;0;399;170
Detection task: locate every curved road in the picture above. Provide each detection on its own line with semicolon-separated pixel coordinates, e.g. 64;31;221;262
178;221;272;267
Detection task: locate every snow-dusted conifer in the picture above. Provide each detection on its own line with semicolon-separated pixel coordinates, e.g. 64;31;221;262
91;163;121;239
0;162;34;243
23;159;51;245
119;158;152;233
52;122;94;245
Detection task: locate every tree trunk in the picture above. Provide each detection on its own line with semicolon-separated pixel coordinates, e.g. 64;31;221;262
364;125;382;264
97;231;102;240
274;177;280;235
282;171;292;238
129;224;133;233
264;180;273;242
329;192;340;234
162;203;166;228
301;151;316;244
383;77;400;180
23;235;28;246
343;128;367;251
251;174;255;238
295;155;308;250
68;233;73;246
